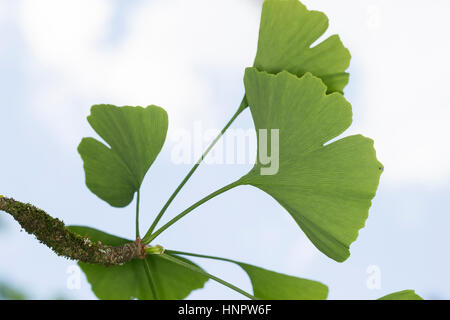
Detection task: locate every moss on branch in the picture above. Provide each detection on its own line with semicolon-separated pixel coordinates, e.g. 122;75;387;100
0;196;146;265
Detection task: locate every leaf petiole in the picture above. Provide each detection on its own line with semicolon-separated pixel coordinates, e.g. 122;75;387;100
144;97;247;239
142;259;159;299
136;189;141;238
165;250;237;264
159;253;256;300
142;181;240;244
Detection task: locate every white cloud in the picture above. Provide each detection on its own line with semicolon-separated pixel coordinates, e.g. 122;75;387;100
18;0;259;148
285;234;319;275
305;0;450;185
356;1;450;186
19;0;111;65
0;1;5;22
19;0;450;185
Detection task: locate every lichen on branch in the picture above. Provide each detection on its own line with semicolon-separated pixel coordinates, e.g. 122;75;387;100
0;196;146;265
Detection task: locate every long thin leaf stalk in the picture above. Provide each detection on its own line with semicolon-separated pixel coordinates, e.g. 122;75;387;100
143;181;240;244
143;97;247;240
136;189;141;238
159;253;256;300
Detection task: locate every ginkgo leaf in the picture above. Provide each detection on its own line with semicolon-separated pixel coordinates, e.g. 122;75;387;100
238;263;327;300
238;68;382;262
68;226;208;300
78;105;168;207
378;290;423;300
168;251;328;300
254;0;351;94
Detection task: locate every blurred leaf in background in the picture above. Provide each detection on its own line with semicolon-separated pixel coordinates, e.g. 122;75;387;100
0;282;27;300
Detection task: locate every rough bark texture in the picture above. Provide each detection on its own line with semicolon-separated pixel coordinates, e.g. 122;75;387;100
0;196;146;265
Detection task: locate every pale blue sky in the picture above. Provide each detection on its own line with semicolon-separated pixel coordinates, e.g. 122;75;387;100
0;0;449;299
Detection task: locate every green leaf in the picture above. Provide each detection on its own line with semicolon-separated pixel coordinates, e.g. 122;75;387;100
78;105;168;207
0;282;27;300
239;68;382;262
378;290;423;300
254;0;351;94
68;226;208;300
159;253;256;299
238;263;327;300
167;251;328;300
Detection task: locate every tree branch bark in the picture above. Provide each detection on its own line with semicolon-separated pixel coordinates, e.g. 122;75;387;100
0;196;146;265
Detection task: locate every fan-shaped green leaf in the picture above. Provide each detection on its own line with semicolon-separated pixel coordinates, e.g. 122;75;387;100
378;290;423;300
68;226;207;300
238;68;382;262
78;105;168;207
254;0;351;93
238;263;328;300
168;251;327;300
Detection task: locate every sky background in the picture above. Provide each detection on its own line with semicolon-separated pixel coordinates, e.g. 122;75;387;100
0;0;449;299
